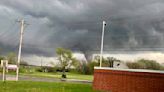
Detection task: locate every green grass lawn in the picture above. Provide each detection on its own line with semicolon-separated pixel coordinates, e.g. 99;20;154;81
20;72;93;81
0;81;98;92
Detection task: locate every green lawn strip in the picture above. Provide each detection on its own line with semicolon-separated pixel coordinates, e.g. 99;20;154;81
0;81;98;92
20;72;93;81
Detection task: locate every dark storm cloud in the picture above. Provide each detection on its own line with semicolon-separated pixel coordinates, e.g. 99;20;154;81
1;0;164;58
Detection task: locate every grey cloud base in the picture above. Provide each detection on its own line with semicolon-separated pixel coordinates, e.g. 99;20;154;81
0;0;164;58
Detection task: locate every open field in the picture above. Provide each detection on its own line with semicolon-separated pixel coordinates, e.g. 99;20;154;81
0;81;99;92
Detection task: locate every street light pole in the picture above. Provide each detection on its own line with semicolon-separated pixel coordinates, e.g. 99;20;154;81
100;21;106;67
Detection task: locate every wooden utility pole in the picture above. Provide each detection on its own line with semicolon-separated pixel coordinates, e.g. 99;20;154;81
16;19;25;81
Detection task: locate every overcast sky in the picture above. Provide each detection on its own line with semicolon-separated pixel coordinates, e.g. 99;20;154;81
1;0;164;64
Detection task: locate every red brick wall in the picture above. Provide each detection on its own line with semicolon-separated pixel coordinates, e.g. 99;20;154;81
93;68;164;92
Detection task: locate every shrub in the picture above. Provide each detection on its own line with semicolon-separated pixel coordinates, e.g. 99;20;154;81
36;66;57;73
126;59;162;70
76;61;99;75
76;63;90;74
160;66;164;70
126;62;141;69
19;66;36;73
137;59;161;70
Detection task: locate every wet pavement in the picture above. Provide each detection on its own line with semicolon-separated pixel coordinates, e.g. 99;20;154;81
0;74;92;84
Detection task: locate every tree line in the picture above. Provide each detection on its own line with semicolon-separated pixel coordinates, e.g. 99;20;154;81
48;48;164;78
1;48;164;78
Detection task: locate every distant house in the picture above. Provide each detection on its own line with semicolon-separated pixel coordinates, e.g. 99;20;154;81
7;64;17;71
113;61;128;69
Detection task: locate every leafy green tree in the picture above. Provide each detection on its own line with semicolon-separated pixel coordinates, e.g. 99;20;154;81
56;48;77;78
7;52;17;64
0;49;5;62
93;55;120;67
105;57;121;67
0;56;5;62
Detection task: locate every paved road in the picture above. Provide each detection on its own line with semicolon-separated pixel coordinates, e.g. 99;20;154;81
0;74;92;84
